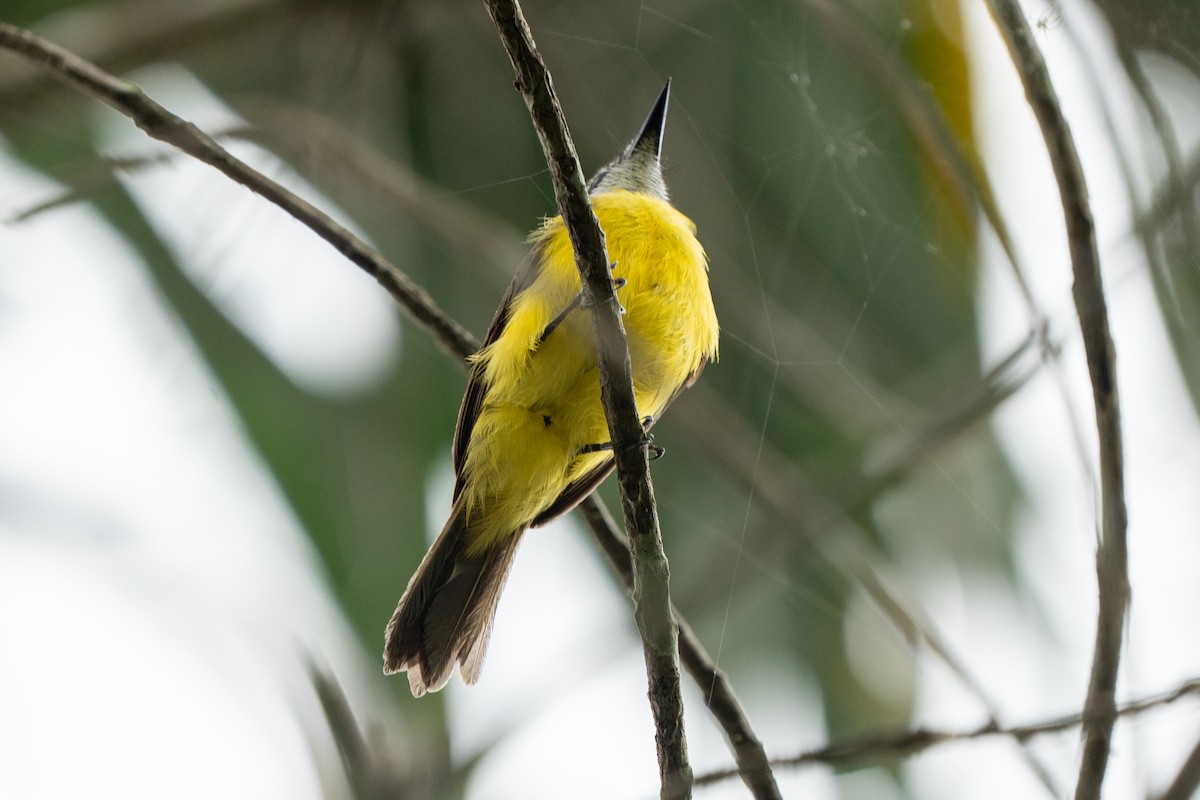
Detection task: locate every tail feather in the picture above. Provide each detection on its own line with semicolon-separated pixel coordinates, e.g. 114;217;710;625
384;502;524;696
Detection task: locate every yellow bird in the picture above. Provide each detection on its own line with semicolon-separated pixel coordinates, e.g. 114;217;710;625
384;81;719;696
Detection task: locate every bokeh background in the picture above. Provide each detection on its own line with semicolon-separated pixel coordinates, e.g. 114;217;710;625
2;0;1199;798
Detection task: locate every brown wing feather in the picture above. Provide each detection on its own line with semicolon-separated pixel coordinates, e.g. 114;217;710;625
452;242;547;501
384;497;525;695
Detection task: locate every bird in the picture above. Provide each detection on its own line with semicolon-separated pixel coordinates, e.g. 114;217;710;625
383;80;719;696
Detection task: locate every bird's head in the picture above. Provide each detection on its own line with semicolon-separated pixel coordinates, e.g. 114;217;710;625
588;80;671;201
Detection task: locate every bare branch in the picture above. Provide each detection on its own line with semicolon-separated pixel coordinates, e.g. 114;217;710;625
695;678;1200;787
480;2;692;796
308;663;415;800
983;4;1130;799
0;21;476;362
578;499;782;800
233;100;530;276
5;151;180;222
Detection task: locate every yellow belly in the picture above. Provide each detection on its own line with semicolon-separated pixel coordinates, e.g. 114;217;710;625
461;190;719;550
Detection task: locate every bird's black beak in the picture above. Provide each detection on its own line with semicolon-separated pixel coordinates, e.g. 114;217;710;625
588;80;672;197
629;79;670;160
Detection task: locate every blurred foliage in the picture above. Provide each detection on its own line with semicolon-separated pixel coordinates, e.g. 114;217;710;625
1087;0;1200;416
6;0;1197;796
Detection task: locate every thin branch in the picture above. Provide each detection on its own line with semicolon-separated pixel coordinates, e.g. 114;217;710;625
310;665;398;800
984;4;1130;800
232;100;530;275
6;104;528;276
1105;38;1200;413
480;2;692;797
0;22;476;362
1139;148;1200;241
578;500;783;800
1115;42;1200;266
694;678;1200;787
852;329;1043;503
5;152;180;222
310;665;367;788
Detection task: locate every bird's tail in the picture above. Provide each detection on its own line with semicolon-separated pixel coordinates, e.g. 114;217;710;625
383;499;524;696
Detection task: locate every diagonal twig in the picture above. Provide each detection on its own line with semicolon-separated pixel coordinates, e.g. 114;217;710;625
0;22;476;362
579;499;782;800
480;2;692;797
983;4;1130;800
693;677;1200;787
232;100;531;275
308;663;412;800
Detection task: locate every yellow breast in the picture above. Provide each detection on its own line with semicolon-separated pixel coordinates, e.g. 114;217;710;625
531;190;718;398
461;190;718;549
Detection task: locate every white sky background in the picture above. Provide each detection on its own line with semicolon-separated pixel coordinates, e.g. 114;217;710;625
2;1;1200;798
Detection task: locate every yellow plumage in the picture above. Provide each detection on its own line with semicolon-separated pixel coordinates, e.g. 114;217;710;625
462;190;718;551
384;83;718;695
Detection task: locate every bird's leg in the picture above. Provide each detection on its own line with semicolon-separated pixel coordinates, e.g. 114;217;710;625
535;293;583;346
536;266;625;346
577;416;665;460
580;275;627;310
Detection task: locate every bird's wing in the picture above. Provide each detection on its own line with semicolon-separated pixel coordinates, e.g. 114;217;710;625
452;238;712;521
451;241;546;502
